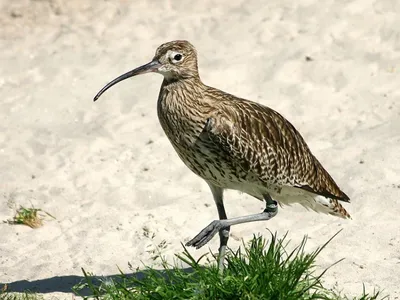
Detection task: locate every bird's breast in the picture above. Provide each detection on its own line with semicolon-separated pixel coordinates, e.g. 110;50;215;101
157;89;206;147
156;85;245;185
158;112;240;183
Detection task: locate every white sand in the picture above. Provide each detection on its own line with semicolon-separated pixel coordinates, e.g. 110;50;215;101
1;0;399;298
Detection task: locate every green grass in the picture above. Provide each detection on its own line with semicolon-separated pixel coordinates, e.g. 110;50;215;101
73;232;387;300
5;205;55;229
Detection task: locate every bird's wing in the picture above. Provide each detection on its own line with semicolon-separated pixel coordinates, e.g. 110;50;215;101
204;97;349;202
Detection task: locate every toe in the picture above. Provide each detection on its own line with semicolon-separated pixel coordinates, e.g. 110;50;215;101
186;220;222;249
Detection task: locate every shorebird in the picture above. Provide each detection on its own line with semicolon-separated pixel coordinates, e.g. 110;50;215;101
94;40;350;271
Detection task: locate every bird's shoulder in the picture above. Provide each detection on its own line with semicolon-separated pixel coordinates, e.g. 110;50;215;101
203;87;301;148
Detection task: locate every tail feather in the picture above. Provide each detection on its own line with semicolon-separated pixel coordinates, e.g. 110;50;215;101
272;186;351;219
314;195;351;219
328;198;351;219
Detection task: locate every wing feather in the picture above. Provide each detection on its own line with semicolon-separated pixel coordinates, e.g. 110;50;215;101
203;94;349;202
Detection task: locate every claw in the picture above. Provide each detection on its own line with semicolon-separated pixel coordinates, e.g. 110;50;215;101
186;220;223;249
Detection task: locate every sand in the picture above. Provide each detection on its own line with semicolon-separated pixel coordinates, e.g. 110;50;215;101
1;0;399;298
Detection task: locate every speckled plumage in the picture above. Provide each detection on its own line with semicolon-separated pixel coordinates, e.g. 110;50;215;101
155;41;350;219
94;40;350;270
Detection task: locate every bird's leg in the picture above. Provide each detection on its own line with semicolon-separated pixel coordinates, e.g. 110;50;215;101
186;193;277;250
206;183;230;273
216;201;230;273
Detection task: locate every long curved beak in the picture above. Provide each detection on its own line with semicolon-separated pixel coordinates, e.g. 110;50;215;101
93;60;161;102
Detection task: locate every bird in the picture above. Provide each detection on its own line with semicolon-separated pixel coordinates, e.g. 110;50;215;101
93;40;350;272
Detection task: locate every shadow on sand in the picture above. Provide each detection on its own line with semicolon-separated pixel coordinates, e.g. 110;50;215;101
1;267;194;296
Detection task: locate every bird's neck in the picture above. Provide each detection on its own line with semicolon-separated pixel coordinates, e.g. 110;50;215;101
161;76;203;90
159;77;206;105
157;76;209;144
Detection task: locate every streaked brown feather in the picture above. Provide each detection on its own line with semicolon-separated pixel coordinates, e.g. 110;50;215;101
201;88;349;202
152;40;350;218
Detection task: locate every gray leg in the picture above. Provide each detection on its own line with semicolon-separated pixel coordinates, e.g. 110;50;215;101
186;193;277;250
206;183;230;272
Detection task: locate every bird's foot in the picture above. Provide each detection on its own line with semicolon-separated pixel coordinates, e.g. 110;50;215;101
186;220;224;249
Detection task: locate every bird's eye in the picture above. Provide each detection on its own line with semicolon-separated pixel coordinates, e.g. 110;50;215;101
174;54;182;61
170;52;184;64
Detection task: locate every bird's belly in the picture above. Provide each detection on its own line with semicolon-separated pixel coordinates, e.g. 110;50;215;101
172;141;250;187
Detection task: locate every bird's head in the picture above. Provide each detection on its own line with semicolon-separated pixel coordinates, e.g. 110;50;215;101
154;40;199;80
94;40;199;101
